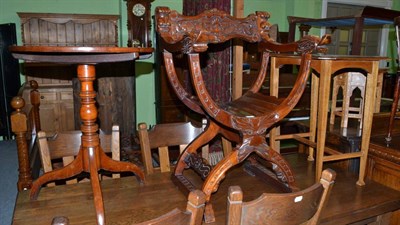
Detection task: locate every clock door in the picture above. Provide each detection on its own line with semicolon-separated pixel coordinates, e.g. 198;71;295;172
126;0;153;47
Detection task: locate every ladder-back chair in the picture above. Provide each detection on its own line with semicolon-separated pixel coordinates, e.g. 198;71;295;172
156;7;328;222
227;169;336;225
138;122;209;176
37;125;121;186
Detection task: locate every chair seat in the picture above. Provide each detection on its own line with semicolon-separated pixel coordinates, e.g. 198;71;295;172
223;93;282;117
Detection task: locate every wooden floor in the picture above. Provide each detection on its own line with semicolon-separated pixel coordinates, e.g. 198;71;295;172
12;153;400;225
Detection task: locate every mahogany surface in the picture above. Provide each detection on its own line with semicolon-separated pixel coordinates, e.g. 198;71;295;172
12;153;400;225
367;132;400;224
10;45;152;225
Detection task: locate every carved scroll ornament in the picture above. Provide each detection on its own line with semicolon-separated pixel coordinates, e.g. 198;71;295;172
156;7;272;53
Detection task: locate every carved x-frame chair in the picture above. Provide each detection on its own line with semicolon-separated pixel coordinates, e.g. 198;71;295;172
156;7;328;222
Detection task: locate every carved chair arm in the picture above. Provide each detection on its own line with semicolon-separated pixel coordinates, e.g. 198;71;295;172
259;34;331;54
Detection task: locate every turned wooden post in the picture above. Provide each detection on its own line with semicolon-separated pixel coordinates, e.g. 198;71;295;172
51;216;69;225
11;96;33;191
77;64;104;225
299;24;311;38
29;80;41;132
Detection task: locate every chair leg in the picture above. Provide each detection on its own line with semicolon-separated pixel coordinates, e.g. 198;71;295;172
387;74;400;142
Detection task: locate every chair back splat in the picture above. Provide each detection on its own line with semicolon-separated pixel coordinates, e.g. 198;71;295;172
227;169;336;225
138;122;208;175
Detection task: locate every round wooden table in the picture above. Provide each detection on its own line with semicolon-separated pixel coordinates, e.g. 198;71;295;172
10;46;153;225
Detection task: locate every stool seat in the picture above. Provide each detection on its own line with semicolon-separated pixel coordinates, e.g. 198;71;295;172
330;72;366;129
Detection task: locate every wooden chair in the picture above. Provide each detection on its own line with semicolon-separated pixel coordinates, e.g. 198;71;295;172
37;125;121;186
227;169;336;225
138;122;210;175
50;189;206;225
156;7;328;222
387;16;400;143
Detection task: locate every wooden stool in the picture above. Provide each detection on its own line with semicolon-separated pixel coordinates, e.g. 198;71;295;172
330;72;366;129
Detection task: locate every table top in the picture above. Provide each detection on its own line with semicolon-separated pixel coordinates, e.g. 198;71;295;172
13;154;400;225
289;6;400;28
271;53;388;61
9;46;154;63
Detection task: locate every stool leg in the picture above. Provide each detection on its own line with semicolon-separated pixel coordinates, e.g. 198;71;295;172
341;77;351;128
387;74;400;142
359;86;365;130
330;78;339;125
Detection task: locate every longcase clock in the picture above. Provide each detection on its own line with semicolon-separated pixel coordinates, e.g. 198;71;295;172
126;0;153;47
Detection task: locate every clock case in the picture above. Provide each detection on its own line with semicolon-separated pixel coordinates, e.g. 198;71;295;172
125;0;153;47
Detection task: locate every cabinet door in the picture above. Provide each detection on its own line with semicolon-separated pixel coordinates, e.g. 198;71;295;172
59;91;75;131
22;86;75;133
39;103;59;133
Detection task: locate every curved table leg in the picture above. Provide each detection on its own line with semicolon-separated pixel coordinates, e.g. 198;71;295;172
30;148;84;200
99;146;145;183
88;147;105;225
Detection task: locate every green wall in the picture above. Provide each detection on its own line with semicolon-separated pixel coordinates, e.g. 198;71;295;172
243;0;322;32
0;0;182;127
1;0;399;128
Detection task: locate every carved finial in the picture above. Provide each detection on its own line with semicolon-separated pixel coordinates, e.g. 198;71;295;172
11;96;25;111
182;36;194;54
29;80;38;90
51;216;70;225
296;34;331;54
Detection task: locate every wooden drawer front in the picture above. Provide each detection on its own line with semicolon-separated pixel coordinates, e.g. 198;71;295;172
39;92;57;103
